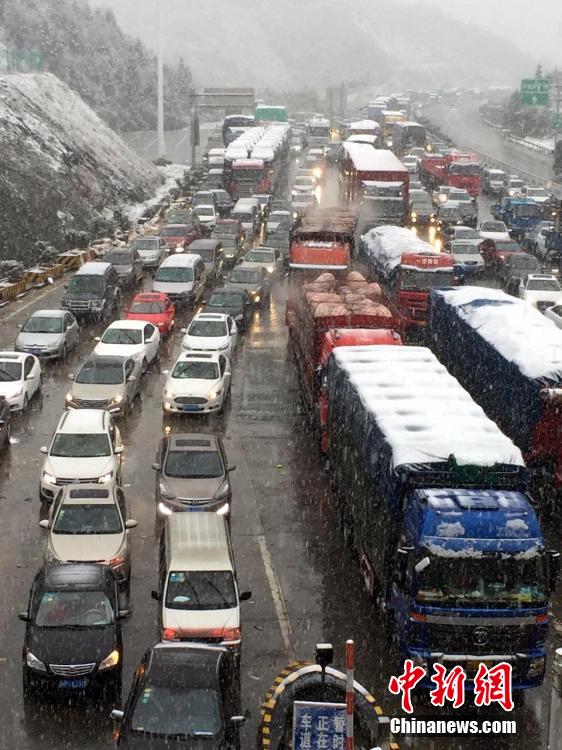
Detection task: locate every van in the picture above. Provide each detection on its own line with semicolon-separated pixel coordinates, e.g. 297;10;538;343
231;201;259;239
153;513;251;658
152;253;206;306
187;239;225;283
60;262;120;321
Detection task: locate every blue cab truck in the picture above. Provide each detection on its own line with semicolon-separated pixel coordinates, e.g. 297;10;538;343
326;345;559;690
491;197;542;238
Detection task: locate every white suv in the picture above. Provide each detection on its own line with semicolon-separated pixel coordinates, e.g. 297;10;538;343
40;409;124;504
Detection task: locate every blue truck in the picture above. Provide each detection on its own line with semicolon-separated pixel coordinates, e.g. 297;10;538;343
326;344;559;690
491;197;542;237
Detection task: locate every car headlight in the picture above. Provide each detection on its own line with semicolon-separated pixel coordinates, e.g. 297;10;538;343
159;481;175;500
158;501;173;516
26;652;47;672
214;479;230;502
313;167;322;179
216;502;230;516
91;300;104;308
99;650;120;671
98;472;113;484
293;212;298;219
111;394;123;404
266;266;274;273
411;211;417;220
219;343;229;350
42;471;57;485
208;389;222;401
65;392;74;403
235;314;243;321
509;190;515;196
164;388;175;399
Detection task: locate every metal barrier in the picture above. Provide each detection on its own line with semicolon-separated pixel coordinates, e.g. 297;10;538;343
506;134;553;156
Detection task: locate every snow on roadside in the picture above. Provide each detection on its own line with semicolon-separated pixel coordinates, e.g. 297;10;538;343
126;163;188;222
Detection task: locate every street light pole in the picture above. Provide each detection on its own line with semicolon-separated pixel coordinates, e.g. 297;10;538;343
156;0;166;159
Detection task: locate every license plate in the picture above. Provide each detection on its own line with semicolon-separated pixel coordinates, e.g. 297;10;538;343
58;678;87;689
28;348;41;355
182;405;201;412
467;660;493;675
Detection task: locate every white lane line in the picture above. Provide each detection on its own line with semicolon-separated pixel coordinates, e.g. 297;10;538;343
257;533;295;660
0;283;63;323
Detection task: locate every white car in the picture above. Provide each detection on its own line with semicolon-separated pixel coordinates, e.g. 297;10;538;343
478;220;510;242
39;409;124;504
544;302;562;328
243;246;284;277
39;482;137;591
505;176;526;198
180;313;238;357
518;274;562;312
193;204;217;231
524;221;553;259
449;240;484;275
525;186;550;206
0;351;41;411
162;351;232;415
402;155;418;174
292;175;316;195
446;225;482;247
94;319;160;373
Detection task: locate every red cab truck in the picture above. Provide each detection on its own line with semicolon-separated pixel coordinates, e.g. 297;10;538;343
286;270;402;450
339;144;409;205
289;209;355;281
361;225;455;329
420;152;481;196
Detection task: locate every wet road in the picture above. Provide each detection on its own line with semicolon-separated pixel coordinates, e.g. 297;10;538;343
0;168;560;749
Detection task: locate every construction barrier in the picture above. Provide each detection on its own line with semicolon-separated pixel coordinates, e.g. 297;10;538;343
0;278;28;304
24;263;65;288
57;247;100;271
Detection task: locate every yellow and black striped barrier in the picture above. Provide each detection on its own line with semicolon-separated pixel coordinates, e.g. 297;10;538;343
24;264;65;288
0;278;28;304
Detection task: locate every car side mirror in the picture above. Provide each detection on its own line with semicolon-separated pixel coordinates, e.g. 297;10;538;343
549;550;560;592
68;373;75;380
94;336;101;342
151;590;161;601
227;465;237;472
110;709;124;723
18;611;30;622
152;462;161;471
125;519;138;529
239;590;252;602
39;519;50;530
180;328;187;334
117;610;130;620
123;307;129;315
114;446;124;455
127;375;137;382
40;446;48;454
162;369;169;376
230;716;247;728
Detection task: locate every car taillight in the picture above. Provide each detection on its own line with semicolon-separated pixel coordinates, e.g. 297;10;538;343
409;610;426;622
162;628;180;641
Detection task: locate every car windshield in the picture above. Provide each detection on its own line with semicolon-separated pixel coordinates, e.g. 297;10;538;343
221;241;237;255
165;570;237;610
214;223;237;235
104;252;131;265
155;266;193;283
50;433;111;457
66;275;103;292
53;503;122;534
130;685;222;737
196;207;215;216
193;194;213;205
165;449;223;478
482;222;506;232
229;268;261;283
0;361;22;382
76;360;124;385
234;212;253;222
214;191;230;201
527;279;561;291
497;242;521;253
130;301;165;314
455;228;479;239
452;243;478;255
400;269;454;291
101;328;142;345
510;180;524;188
22;316;63;333
161;225;189;236
415;553;547;607
246;250;273;263
450;193;471;202
440;208;461;219
171;361;219;380
132;238;158;250
412;198;432;209
449;163;479;176
189;248;215;262
208;292;244;307
35;591;114;627
528;188;548;197
188;320;228;337
512;256;538;269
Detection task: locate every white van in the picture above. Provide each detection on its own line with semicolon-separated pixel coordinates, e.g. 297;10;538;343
152;253;206;306
153;513;251;659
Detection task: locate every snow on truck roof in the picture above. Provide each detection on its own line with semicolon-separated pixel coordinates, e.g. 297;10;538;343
332;345;524;470
363;225;440;272
342;144;408;173
432;287;562;382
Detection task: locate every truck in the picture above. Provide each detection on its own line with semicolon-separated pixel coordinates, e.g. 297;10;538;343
326;344;559;690
380;110;407;145
420;152;481;197
392;121;427;156
305;117;332;149
427;286;562;497
340;145;409;205
491;197;543;238
285;270;402;450
360;225;455;330
224;124;290;198
288;209;355;281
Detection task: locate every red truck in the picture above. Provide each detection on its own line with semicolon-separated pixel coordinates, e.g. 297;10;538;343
361;225;455;329
289;209;355;281
339;144;409;204
420;152;481;196
286;270;403;450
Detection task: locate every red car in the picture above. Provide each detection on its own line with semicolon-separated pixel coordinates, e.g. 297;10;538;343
124;292;175;335
159;222;201;251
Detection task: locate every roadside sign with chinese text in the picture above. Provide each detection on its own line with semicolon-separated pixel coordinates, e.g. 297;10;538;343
293;700;347;750
520;79;550;106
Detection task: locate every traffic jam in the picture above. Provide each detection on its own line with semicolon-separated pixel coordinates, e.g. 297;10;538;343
1;96;562;750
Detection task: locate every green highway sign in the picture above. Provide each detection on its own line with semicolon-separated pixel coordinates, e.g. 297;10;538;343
521;78;550;106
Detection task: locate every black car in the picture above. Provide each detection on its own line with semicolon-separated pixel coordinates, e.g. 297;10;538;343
20;563;127;701
409;194;435;227
220;237;244;269
211;189;234;216
0;396;11;450
111;642;245;749
204;287;252;332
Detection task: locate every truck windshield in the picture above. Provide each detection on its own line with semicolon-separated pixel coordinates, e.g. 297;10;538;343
400;269;454;291
449;163;479;176
513;204;541;218
415;553;547;607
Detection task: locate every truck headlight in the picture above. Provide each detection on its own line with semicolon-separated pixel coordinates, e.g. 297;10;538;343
99;650;120;671
42;471;57;485
26;652;47;672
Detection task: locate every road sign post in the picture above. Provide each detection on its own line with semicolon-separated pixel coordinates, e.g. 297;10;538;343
293;701;347;749
521;79;550;106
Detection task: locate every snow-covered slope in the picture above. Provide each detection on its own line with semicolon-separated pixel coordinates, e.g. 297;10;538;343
0;72;160;261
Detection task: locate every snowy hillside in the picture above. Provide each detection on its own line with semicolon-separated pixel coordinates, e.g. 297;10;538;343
0;72;160;262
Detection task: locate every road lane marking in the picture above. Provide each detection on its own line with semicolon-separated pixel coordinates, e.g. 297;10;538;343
0;282;63;323
256;534;295;660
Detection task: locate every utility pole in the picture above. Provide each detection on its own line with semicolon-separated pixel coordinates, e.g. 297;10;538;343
156;0;166;159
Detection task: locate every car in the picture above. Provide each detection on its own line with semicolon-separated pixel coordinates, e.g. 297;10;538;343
292;174;316;195
203;169;225;191
129;236;168;270
409;193;435;226
503;175;526;198
292;192;318;219
94;320;160;374
500;252;542;293
0;351;41;411
402;155;418;173
192;190;217;208
478;220;510;242
212;218;245;245
265;210;293;237
194;204;218;235
544;301;562;328
252;193;273;221
165;209;197;226
186;239;225;284
445;225;482;244
110;642;246;748
0;397;12;450
482;168;507;195
265;231;291;262
448;240;484;277
39;483;137;594
409;179;423;190
162;351;232;418
519;273;562;311
180;313;238;357
20;563;126;701
159;222;201;252
524;186;550;207
523;221;554;259
447;189;477;226
124;292;176;336
153;432;234;515
480;239;524;273
204;287;252;332
39;409;124;504
437;201;465;230
243;246;284;277
153;254;207;307
270;198;292;214
66;355;142;416
103;248;143;287
60;262;121;321
211;189;235;216
220;237;244;269
226;264;271;307
432;185;453;205
230;203;259;240
15;309;79;360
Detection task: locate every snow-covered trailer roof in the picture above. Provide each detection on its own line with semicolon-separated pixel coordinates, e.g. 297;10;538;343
342;144;408;174
362;225;439;274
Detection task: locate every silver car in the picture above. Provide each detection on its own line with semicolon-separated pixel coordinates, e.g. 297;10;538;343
104;247;143;286
130;236;169;269
16;309;79;360
66;354;142;417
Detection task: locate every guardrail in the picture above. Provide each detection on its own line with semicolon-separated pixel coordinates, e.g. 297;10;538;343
505;133;553;155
